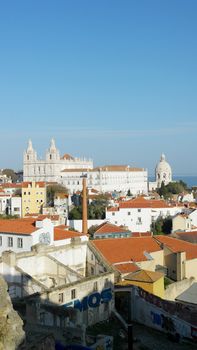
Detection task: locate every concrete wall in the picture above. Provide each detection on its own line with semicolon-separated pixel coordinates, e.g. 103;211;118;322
115;286;196;341
185;258;197;279
165;277;196;301
49;242;87;276
68;219;105;232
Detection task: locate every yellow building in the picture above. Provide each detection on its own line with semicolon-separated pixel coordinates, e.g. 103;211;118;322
117;269;164;299
22;182;46;217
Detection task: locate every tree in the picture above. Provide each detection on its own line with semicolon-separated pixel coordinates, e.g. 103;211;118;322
157;181;188;199
46;184;68;206
2;169;17;182
68;205;82;220
88;225;99;239
152;216;172;235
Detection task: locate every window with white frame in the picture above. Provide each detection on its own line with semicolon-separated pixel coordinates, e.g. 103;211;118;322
8;237;13;247
17;238;23;248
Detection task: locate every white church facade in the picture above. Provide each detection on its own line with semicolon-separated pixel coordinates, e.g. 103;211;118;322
23;139;93;183
149;153;172;191
23;139;148;195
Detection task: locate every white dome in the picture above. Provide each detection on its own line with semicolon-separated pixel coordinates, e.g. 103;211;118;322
156;153;171;173
155;153;172;187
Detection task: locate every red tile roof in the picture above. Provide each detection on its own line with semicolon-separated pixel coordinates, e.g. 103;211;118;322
155;235;197;260
131;232;152;237
94;222;130;235
22;181;46;188
119;196;173;209
54;227;87;241
113;262;140;274
107;207;119;212
92;237;162;264
0;219;38;234
1;183;22;189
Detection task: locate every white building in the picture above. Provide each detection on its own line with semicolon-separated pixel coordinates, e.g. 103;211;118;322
60;165;148;195
0;193;22;217
0;217;90;255
172;209;197;233
106;196;183;232
23;139;93;182
0;218;54;255
23;140;148;195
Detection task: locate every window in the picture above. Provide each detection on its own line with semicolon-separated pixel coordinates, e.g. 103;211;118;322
137;217;142;224
28;192;30;195
93;281;98;291
91;266;94;275
138;209;141;213
58;293;64;303
71;289;76;299
112;212;115;216
40;312;45;324
17;238;23;248
24;192;26;195
128;212;131;215
0;236;2;246
8;237;13;247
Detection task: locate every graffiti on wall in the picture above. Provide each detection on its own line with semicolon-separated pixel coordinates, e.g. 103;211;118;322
151;311;175;332
63;288;113;312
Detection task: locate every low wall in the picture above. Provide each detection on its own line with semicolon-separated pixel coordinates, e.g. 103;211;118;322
68;219;106;232
165;277;196;301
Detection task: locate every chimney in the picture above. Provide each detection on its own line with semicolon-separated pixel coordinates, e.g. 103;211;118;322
82;177;88;234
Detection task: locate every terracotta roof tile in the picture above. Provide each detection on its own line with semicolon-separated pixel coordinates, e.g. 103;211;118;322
131;232;152;237
54;227;87;241
119;197;173;209
0;219;38;235
107;207;119;212
113;262;140;274
155;235;197;260
95;222;130;235
92;237;162;264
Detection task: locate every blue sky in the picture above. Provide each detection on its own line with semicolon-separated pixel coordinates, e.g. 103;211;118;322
0;0;197;175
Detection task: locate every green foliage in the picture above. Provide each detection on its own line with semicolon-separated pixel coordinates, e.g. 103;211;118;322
68;196;108;220
88;225;99;239
152;216;172;235
157;180;188;199
0;214;19;219
2;169;17;182
68;205;82;220
46;184;68;206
